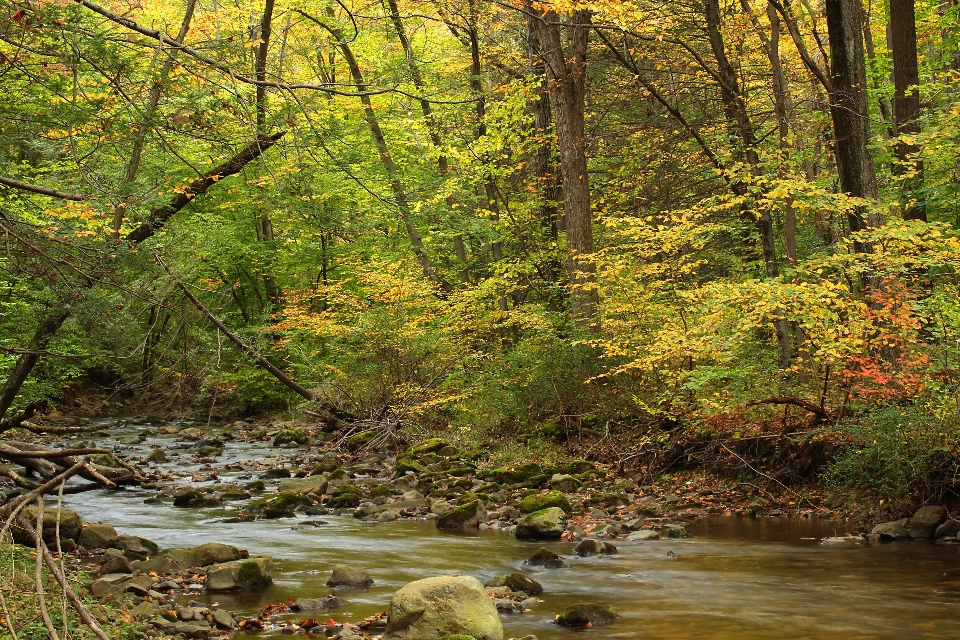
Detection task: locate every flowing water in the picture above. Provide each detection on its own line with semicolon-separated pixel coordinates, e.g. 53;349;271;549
51;420;960;639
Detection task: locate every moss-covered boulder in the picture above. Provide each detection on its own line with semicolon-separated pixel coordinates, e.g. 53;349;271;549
393;458;424;477
385;575;502;640
589;492;630;509
520;490;572;515
456;493;489;506
167;543;241;568
550;474;582;493
370;484;394;499
347;430;375;452
14;506;82;545
311;458;341;475
555;603;619;627
515;507;567;539
406;438;450;457
436;500;486;529
278;476;329;495
327;484;364;509
78;523;117;549
483;573;543;596
565;459;595;474
206;555;273;591
436;636;477;640
273;428;307;446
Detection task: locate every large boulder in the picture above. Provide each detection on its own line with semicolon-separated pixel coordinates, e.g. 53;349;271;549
871;520;909;540
167;543;241;568
935;519;960;539
278;476;329;495
327;564;374;588
515;507;567;539
206;555;273;591
436;500;485;529
520;491;571;515
78;523;118;549
14;505;82;545
385;575;503;640
907;506;947;539
106;534;159;559
549;474;582;493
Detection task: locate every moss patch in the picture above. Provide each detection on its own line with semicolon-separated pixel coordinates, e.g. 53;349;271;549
521;490;572;514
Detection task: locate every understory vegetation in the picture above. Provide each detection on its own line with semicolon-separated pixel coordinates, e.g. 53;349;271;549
2;0;960;513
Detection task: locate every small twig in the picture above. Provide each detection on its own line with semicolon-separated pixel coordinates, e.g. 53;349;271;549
34;499;62;640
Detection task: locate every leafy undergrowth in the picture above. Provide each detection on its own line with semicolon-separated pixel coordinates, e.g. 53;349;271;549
0;543;167;640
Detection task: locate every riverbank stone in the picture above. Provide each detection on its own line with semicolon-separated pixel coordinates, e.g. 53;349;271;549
327;564;374;588
14;505;82;545
935;519;960;539
628;530;659;541
549;474;581;493
168;542;241;568
484;573;543;596
515;507;567;539
437;500;485;529
78;523;118;549
206;555;273;591
872;520;909;540
385;575;503;640
520;491;572;515
908;506;947;539
556;603;619;627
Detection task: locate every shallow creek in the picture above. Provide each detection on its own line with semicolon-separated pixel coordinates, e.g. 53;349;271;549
53;420;960;639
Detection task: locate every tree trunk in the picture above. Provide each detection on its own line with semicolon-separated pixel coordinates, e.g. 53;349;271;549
528;7;597;322
890;0;926;221
825;0;882;244
526;12;559;241
0;310;70;420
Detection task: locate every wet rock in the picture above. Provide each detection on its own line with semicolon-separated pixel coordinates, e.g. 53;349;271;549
14;505;82;545
935;519;960;539
168;542;241;568
219;488;252;501
484;573;543;596
347;431;375;452
273;428;307;446
549;474;581;493
188;495;223;508
524;548;567;568
212;608;237;630
493;599;522;614
520;491;571;515
173;621;211;639
385;575;503;640
290;596;345;611
437;500;485;529
146;447;167;463
574;539;618;556
106;534;159;558
663;524;691;539
99;555;132;575
431;500;454;517
328;485;364;509
197;445;221;457
908;506;947;539
871;520;909;540
627;530;659;541
515;507;567;540
377;510;400;522
327;564;374;588
311;458;341;475
173;488;202;507
555;603;619;627
206;555;273;591
261;468;292;479
820;535;863;547
78;523;118;549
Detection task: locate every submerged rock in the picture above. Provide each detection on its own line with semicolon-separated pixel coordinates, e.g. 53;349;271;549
524;547;567;568
574;539;618;556
327;564;374;588
555;603;619;627
385;575;503;640
206;555;273;591
515;507;567;540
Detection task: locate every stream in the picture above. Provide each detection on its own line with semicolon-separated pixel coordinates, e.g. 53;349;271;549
49;419;960;639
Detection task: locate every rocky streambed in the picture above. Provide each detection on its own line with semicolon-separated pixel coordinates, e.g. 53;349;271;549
7;416;960;639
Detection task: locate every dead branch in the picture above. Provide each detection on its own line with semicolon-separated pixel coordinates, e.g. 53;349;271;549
0;175;87;201
746;396;830;421
0;399;46;434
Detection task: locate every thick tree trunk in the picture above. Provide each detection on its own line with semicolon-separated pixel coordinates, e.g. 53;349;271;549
890;0;926;221
525;13;559;241
825;0;882;243
529;8;597;322
0;310;69;420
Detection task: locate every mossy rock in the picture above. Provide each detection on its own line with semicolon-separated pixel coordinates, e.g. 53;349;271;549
406;438;450;456
346;431;375;452
311;458;341;475
556;603;619;627
484;572;543;596
327;485;363;509
525;547;568;568
445;466;475;477
521;490;572;515
369;484;394;499
436;499;485;529
273;428;307;446
328;468;348;481
450;478;473;489
456;492;489;505
436;636;477;640
566;459;595;474
475;482;500;493
393;458;424;476
267;491;315;511
590;492;630;509
527;473;552;488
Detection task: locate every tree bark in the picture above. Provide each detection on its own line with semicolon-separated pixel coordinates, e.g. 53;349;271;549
0;310;69;420
528;7;598;322
525;12;559;241
890;0;926;221
825;0;882;244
